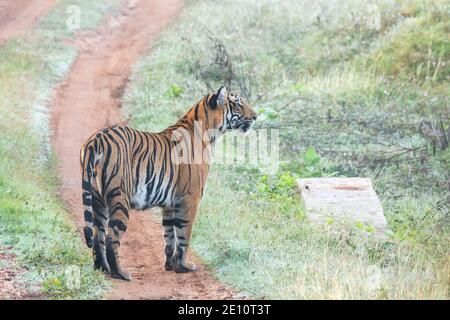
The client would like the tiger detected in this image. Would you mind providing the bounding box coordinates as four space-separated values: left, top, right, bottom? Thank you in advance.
80 86 257 280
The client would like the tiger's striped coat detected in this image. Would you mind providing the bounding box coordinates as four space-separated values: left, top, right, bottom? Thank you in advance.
80 87 257 280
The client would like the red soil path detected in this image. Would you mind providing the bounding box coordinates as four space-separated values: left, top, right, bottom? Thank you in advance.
0 0 56 42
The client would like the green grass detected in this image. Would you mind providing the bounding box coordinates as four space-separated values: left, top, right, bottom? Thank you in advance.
0 0 120 299
123 0 449 299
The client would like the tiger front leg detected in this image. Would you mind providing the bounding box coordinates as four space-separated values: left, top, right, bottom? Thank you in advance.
162 208 176 271
172 205 198 273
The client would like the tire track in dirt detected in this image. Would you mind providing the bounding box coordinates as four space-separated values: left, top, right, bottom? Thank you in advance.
51 0 234 299
0 0 57 42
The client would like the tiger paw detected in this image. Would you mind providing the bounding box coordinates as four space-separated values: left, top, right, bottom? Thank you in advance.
174 262 196 273
111 269 132 281
94 261 111 274
165 261 174 271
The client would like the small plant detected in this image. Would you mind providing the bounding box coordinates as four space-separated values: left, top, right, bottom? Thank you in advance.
254 170 304 219
256 171 297 199
283 147 328 178
164 84 184 98
42 276 66 297
301 148 322 176
257 106 279 121
355 221 376 234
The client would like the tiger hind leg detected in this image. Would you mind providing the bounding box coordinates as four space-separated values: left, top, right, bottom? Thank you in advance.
92 201 110 274
105 192 131 281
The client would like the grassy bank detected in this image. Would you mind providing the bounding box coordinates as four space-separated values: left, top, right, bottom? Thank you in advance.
0 0 120 299
124 0 449 299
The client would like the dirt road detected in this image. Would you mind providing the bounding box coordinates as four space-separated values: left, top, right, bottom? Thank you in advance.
51 0 234 299
0 0 56 42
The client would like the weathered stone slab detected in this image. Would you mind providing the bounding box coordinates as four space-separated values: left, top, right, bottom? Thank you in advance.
297 178 388 231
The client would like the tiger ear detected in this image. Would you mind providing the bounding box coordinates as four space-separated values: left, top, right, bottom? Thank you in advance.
210 86 227 108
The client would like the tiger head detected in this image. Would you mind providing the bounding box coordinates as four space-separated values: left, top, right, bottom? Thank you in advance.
207 86 257 133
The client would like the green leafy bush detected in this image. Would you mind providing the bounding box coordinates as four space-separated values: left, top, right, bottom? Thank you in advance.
164 84 184 98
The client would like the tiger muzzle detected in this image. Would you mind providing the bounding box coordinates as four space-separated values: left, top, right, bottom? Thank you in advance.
238 119 255 133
